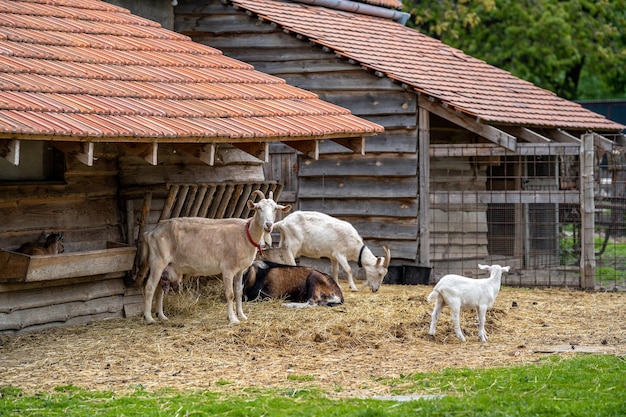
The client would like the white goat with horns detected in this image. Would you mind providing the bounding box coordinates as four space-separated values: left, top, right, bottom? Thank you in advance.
427 264 510 342
139 190 291 324
268 211 391 292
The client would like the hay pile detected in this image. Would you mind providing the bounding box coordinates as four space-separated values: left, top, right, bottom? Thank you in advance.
1 279 624 397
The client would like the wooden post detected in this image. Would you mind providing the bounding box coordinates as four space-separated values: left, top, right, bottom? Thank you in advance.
418 106 431 267
580 133 596 289
132 192 152 285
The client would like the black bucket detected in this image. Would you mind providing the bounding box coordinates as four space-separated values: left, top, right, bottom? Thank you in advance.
383 265 432 285
403 265 432 285
383 265 404 285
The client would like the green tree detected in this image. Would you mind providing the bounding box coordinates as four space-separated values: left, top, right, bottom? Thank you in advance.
404 0 626 100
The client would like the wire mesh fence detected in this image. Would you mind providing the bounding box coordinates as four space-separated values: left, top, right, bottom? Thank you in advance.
429 140 626 290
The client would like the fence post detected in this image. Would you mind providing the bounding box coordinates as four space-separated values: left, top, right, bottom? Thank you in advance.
418 106 430 268
580 133 596 289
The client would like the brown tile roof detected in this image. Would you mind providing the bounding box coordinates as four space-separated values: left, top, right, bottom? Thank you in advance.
232 0 624 132
0 0 383 142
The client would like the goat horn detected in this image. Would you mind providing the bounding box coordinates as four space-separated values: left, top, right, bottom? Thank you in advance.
251 190 265 200
383 246 391 268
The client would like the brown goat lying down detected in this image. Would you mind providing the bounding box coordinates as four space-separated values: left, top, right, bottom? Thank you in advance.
243 260 344 307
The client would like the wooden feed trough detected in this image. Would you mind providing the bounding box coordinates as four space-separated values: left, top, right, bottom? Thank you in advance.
0 242 136 283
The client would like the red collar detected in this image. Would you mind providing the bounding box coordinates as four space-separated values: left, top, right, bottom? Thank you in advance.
245 222 263 256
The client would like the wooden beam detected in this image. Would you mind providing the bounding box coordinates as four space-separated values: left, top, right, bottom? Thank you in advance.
49 141 94 166
282 140 319 160
174 143 216 166
231 142 268 162
418 95 516 151
431 190 580 205
501 126 551 143
119 142 158 165
0 139 19 165
543 128 580 144
331 137 365 155
590 132 616 152
430 142 579 157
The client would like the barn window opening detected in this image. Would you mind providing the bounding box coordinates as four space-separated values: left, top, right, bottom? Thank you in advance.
0 141 65 182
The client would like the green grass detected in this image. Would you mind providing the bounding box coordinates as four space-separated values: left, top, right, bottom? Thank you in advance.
560 232 626 283
1 355 624 416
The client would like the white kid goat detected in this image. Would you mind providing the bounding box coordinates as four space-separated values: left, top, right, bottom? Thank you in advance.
270 211 391 292
427 264 510 342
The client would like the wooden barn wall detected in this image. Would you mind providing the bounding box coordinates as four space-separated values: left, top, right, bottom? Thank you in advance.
0 143 143 335
175 1 421 263
0 141 266 334
119 143 266 243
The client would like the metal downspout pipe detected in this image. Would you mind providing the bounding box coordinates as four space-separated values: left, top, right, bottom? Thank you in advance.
294 0 411 25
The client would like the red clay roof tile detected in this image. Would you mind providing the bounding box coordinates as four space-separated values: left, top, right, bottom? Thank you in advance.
231 0 624 132
0 0 382 142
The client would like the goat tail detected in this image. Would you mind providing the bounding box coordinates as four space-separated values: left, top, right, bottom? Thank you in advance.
426 289 439 303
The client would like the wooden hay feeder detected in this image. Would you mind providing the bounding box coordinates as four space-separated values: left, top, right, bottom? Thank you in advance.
0 242 136 283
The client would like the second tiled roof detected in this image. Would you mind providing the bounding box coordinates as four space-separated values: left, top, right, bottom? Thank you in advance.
232 0 624 132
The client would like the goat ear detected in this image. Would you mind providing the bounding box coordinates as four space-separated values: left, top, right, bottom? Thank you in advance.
280 204 292 213
478 264 488 270
502 266 511 272
247 200 257 210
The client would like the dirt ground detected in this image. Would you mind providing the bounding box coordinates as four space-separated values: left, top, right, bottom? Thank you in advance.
1 281 624 398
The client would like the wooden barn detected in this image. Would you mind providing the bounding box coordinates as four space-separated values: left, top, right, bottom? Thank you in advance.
169 0 626 288
0 0 382 335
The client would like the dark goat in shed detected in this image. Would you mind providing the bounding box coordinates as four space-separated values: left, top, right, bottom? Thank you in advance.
243 260 344 307
17 232 64 255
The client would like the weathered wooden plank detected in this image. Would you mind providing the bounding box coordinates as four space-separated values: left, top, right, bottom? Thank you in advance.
209 44 332 62
431 191 580 205
0 278 125 313
318 128 417 154
118 163 264 187
299 198 418 218
429 143 579 157
192 31 309 50
0 198 120 232
299 156 417 177
0 311 124 335
336 217 418 240
0 295 124 332
0 243 136 282
299 177 418 198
